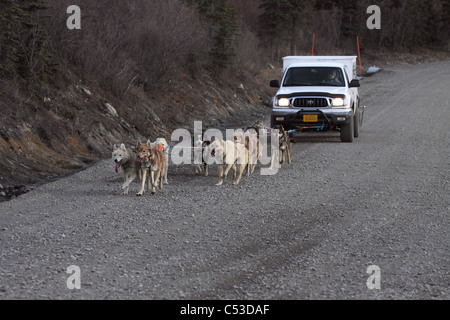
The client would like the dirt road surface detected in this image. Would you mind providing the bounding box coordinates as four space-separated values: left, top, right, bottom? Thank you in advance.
0 61 449 300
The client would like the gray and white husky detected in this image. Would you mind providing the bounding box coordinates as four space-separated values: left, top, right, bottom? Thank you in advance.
112 143 141 195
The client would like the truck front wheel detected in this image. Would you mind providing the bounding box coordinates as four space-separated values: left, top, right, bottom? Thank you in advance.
340 116 354 142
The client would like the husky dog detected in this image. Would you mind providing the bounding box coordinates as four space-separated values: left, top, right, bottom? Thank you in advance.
194 135 211 176
270 124 293 169
112 144 141 195
233 130 262 176
246 120 270 138
151 138 170 185
206 139 249 186
135 140 166 196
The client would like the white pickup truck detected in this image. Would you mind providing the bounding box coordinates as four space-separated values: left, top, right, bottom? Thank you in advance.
270 56 364 142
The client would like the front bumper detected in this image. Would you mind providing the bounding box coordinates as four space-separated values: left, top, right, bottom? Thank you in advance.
271 108 353 131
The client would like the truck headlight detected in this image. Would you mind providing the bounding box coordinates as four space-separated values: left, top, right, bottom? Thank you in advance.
276 98 290 107
332 98 346 107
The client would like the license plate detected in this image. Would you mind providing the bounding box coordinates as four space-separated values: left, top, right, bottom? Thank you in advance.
303 114 318 122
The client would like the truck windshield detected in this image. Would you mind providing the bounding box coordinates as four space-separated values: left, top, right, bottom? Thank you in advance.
283 67 345 87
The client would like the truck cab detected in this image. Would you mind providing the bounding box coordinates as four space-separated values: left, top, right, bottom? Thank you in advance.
270 56 364 142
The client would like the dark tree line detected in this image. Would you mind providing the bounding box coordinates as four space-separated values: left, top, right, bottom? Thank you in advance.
258 0 450 59
1 0 449 94
0 0 54 87
183 0 240 77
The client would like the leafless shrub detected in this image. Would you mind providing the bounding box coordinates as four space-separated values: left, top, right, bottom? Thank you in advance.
46 0 208 97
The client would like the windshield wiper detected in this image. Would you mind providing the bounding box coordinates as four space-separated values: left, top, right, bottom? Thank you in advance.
284 83 315 86
315 83 343 87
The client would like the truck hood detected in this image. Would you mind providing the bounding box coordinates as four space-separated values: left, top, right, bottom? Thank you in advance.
277 86 347 97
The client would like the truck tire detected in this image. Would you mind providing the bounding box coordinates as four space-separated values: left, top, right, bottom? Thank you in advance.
354 106 360 138
340 116 354 142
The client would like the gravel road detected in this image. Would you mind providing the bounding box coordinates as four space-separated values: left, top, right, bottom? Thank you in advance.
0 60 449 301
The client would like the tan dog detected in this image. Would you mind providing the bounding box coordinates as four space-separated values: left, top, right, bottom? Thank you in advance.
135 140 166 196
206 139 248 186
233 130 262 176
151 138 170 184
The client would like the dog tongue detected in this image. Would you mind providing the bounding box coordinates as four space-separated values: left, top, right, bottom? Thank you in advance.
115 162 121 174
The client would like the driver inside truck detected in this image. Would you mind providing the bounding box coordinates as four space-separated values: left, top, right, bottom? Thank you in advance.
324 70 342 85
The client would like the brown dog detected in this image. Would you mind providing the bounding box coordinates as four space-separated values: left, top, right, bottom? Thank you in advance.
135 140 166 196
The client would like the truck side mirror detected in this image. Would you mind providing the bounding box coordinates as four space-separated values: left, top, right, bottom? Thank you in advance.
349 79 360 88
270 80 280 88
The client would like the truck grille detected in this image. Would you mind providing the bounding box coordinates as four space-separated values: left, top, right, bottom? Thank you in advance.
293 98 329 108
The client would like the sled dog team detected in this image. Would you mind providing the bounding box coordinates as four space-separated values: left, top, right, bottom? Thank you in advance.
112 121 294 196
